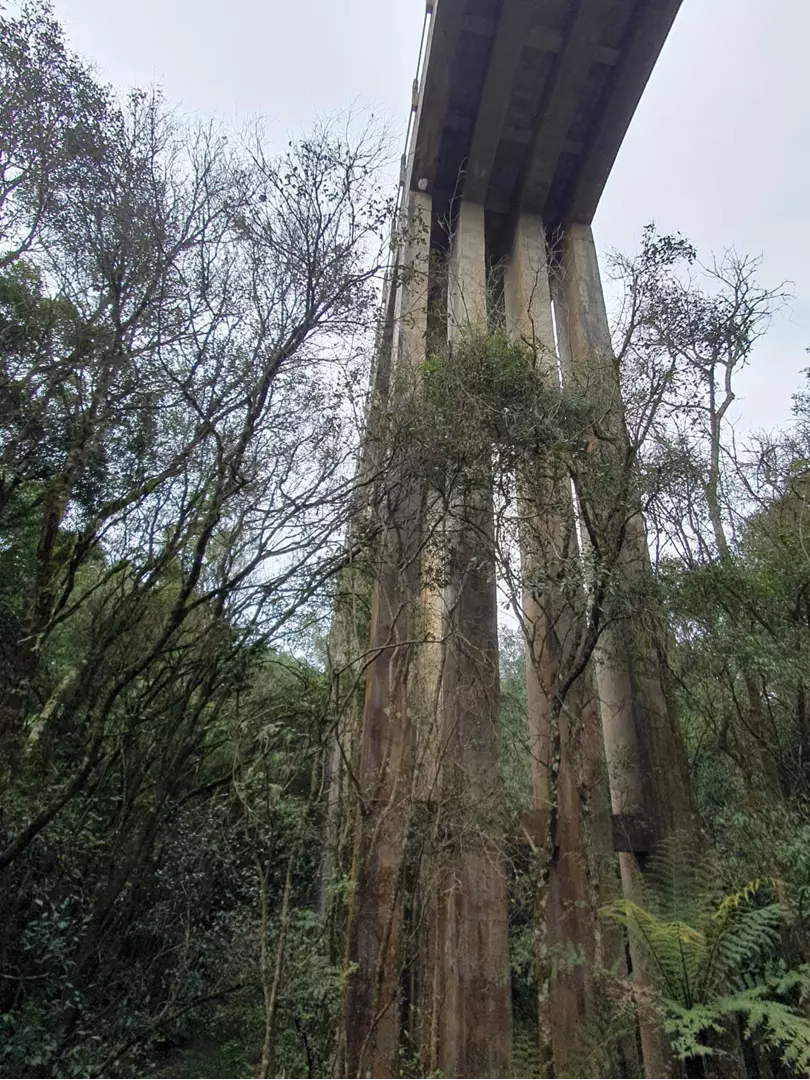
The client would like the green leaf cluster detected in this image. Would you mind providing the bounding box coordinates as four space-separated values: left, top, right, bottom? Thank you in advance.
602 838 810 1071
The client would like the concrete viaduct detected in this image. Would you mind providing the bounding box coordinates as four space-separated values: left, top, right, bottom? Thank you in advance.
342 3 691 1077
405 0 682 231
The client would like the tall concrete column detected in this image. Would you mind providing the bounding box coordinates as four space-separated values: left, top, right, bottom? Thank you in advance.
410 515 444 1073
410 245 448 807
551 222 693 838
322 267 400 919
504 215 628 1078
552 222 694 1078
504 213 557 820
343 191 432 1079
410 281 445 1072
436 200 511 1079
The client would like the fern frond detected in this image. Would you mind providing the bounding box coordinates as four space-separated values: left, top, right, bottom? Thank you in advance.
601 844 808 1071
602 899 705 1005
662 1001 724 1063
713 879 773 921
661 969 810 1072
643 833 717 926
703 897 781 996
709 974 810 1075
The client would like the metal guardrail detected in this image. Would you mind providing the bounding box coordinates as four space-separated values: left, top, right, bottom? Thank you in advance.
398 0 434 214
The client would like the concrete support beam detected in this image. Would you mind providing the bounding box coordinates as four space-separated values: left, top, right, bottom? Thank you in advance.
462 14 619 66
410 0 684 221
343 192 432 1080
322 263 401 915
504 213 556 359
568 0 684 223
407 0 466 192
436 200 511 1079
464 0 534 204
447 200 488 333
519 0 613 214
550 223 649 826
550 222 697 834
504 213 556 818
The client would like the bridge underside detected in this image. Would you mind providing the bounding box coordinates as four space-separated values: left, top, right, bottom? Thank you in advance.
408 0 682 231
340 3 692 1078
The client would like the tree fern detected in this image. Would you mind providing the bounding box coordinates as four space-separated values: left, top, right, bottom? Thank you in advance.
512 1029 547 1080
601 837 810 1073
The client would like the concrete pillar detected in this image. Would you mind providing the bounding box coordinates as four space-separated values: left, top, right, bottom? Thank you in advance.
411 504 445 1076
436 200 512 1079
447 200 488 333
504 215 630 1078
551 222 693 838
343 191 432 1079
552 222 694 1078
322 266 399 919
504 212 557 819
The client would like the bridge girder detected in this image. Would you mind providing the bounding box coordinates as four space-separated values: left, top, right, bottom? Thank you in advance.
406 0 683 226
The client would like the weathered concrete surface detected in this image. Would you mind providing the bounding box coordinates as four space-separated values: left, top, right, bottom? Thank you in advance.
504 214 632 1078
434 199 512 1079
342 192 432 1080
321 259 402 920
552 221 694 1079
503 212 556 821
551 222 693 841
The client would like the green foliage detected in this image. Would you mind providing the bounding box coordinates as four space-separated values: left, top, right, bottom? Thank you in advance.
422 329 542 426
0 645 335 1077
260 908 342 1078
418 329 566 478
664 970 810 1073
397 1042 445 1080
512 1028 548 1080
499 627 532 815
602 839 810 1072
0 3 388 1073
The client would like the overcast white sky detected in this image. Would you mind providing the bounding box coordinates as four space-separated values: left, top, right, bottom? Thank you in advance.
50 0 810 433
